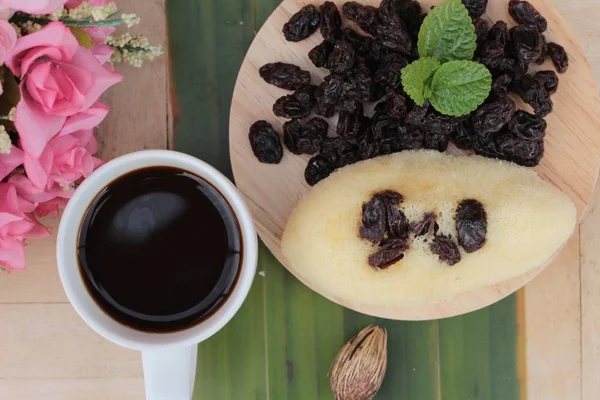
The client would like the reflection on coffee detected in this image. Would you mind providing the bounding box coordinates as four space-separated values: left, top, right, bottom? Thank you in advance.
77 166 242 333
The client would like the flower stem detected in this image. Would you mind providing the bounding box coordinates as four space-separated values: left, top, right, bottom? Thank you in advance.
11 14 126 28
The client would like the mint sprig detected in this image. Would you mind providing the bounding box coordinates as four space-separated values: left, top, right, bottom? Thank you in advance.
401 57 441 106
429 61 492 116
400 0 491 117
418 0 477 63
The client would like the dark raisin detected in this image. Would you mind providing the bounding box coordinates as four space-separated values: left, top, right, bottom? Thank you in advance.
405 102 430 126
547 42 569 73
320 1 342 42
535 34 547 64
283 5 321 42
473 131 503 159
334 97 361 114
411 212 439 237
511 74 553 117
479 40 505 69
488 21 508 45
337 104 364 140
492 73 513 96
378 0 402 26
421 111 463 152
385 90 408 120
273 85 316 119
474 18 490 50
507 110 546 141
305 155 335 186
456 199 487 253
259 63 310 90
508 0 547 32
471 96 516 135
309 41 334 68
368 238 409 269
376 21 413 54
249 121 283 164
342 27 373 53
316 102 335 118
496 57 516 75
461 0 488 19
358 132 381 160
430 235 462 266
321 137 359 168
534 70 558 94
328 41 356 74
375 53 409 91
283 118 327 155
359 194 387 243
452 121 475 150
387 207 410 239
343 63 372 102
342 2 380 36
496 131 544 166
399 126 425 150
511 25 544 74
317 74 344 106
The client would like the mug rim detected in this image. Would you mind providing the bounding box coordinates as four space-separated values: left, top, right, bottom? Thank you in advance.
57 150 258 351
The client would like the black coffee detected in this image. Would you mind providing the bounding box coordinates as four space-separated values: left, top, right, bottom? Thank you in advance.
77 166 241 333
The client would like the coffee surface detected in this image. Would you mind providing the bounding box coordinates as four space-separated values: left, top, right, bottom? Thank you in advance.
78 166 241 332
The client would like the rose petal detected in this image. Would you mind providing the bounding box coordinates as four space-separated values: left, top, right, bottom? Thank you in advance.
15 87 67 158
58 102 109 136
68 47 123 109
0 146 24 181
6 22 78 76
0 236 26 271
24 148 54 189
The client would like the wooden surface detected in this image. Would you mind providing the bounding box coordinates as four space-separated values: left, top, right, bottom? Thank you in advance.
229 0 600 319
1 0 600 399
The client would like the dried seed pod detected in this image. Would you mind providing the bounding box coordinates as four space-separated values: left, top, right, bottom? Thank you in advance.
330 325 388 400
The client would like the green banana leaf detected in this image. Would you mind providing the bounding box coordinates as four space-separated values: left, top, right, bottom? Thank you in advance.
167 1 523 398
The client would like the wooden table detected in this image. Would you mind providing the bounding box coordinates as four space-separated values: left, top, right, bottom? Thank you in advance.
1 0 599 399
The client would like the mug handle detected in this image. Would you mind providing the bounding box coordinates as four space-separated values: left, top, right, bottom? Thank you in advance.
142 344 198 400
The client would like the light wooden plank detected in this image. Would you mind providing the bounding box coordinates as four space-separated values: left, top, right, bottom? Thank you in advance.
0 304 142 380
525 234 582 400
0 379 144 400
580 179 600 400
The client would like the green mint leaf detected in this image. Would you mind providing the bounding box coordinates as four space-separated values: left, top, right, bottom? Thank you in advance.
401 57 441 106
429 60 492 116
418 0 477 63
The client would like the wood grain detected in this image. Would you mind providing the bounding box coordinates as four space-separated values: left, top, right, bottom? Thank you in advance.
229 0 600 320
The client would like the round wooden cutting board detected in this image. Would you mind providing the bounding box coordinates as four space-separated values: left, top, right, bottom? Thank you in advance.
230 0 600 320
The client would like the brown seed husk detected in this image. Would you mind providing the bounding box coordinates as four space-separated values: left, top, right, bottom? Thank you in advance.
330 325 388 400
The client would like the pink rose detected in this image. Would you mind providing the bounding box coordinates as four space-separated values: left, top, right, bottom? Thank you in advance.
36 197 69 217
24 129 103 190
0 0 67 14
6 22 122 158
10 173 73 204
0 146 23 181
0 5 13 20
0 183 50 271
85 26 115 65
0 20 17 89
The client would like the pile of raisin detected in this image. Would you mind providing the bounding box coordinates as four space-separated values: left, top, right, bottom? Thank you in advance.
249 0 569 184
358 192 488 268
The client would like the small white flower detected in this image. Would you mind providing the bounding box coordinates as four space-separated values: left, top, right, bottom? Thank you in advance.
8 108 16 122
0 126 12 154
121 13 140 28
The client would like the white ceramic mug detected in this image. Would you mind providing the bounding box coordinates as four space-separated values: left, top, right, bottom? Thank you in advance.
56 150 258 400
